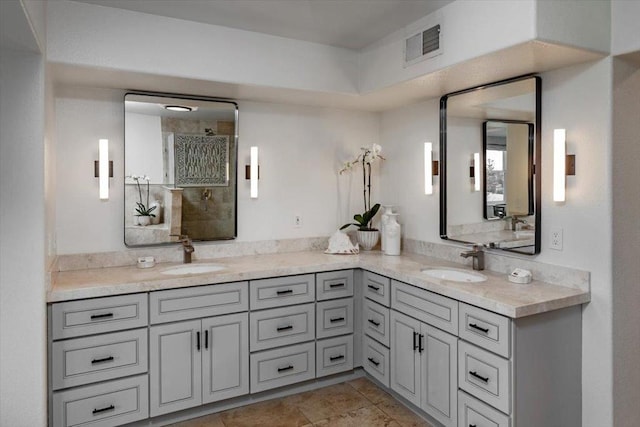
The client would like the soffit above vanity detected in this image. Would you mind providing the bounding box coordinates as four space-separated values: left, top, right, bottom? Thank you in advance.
48 0 606 112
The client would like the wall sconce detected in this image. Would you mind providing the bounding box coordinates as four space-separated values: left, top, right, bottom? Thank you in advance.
470 152 481 192
245 146 259 198
94 139 113 200
553 129 576 202
424 142 439 195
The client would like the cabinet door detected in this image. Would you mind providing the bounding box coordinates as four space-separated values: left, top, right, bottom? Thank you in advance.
420 323 457 427
202 313 249 404
390 311 421 407
150 320 202 417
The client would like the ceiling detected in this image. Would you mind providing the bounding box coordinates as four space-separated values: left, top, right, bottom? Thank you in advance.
72 0 453 50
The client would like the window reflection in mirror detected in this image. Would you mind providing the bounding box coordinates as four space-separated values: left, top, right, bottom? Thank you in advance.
124 92 238 247
440 76 541 255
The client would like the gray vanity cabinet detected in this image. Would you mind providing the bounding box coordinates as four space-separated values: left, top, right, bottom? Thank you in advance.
390 310 458 427
150 313 249 416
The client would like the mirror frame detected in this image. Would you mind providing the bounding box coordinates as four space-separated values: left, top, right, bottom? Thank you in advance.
123 90 239 247
482 120 534 220
439 75 541 255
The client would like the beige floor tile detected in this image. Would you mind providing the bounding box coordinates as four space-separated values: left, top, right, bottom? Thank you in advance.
220 398 312 427
166 413 225 427
284 383 374 422
313 406 402 427
375 393 434 427
346 377 392 404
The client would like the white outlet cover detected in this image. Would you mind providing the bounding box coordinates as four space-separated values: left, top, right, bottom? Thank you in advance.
550 227 563 250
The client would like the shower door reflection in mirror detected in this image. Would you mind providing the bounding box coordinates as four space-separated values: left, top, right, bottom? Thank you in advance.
124 92 238 246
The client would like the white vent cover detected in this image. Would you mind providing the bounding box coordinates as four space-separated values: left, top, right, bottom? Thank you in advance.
404 24 441 67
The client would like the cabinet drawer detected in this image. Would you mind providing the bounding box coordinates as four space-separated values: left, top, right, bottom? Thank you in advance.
459 303 511 358
52 375 149 427
391 280 458 335
250 274 315 310
363 271 391 307
316 335 354 378
51 294 148 340
52 329 148 390
458 391 511 427
250 342 315 393
363 299 390 347
316 270 354 301
316 298 354 339
458 341 511 414
150 281 248 324
250 303 315 352
363 335 390 387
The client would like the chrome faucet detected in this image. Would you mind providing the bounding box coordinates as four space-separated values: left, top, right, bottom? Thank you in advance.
510 215 526 231
171 234 194 264
460 245 485 271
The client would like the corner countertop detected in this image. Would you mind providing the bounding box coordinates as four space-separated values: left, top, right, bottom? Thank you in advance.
49 251 590 318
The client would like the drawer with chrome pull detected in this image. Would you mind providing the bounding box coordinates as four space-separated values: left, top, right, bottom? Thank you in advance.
316 270 354 301
250 342 315 393
52 374 148 427
250 274 315 310
52 328 148 390
458 341 511 414
249 303 315 352
51 294 148 340
316 298 353 339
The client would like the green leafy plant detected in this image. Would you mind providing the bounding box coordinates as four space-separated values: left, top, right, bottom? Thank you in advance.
340 203 381 231
339 144 384 231
128 174 156 217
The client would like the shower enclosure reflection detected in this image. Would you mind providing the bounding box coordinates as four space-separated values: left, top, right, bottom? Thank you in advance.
124 92 238 246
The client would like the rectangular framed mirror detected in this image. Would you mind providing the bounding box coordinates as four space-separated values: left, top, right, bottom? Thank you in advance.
440 76 541 255
124 92 238 247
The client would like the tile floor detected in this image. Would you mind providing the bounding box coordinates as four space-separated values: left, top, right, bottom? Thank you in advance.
168 378 435 427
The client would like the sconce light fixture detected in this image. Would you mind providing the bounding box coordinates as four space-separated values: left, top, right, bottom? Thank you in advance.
473 152 481 192
424 142 439 195
94 139 113 200
553 129 576 202
245 146 259 199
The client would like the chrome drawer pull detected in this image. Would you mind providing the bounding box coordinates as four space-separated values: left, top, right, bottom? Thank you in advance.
469 371 489 383
330 317 345 323
329 355 345 361
367 357 380 367
277 365 294 372
469 323 490 333
90 313 113 320
367 284 380 291
367 319 380 327
277 325 293 332
276 289 293 295
91 356 114 364
329 282 345 288
92 404 115 415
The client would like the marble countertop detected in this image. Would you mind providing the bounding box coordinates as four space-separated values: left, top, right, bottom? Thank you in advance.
49 251 590 318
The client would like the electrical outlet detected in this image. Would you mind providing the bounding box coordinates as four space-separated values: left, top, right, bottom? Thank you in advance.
550 227 563 250
293 214 302 228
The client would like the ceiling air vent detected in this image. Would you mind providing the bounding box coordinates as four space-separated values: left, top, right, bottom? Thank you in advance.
404 24 442 67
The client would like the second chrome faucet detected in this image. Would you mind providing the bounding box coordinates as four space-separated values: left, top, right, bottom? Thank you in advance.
460 245 485 271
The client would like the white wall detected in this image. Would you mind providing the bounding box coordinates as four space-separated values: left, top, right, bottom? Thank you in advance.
611 0 640 56
612 56 640 427
0 49 47 427
124 112 163 184
55 87 380 254
379 58 614 426
46 0 359 95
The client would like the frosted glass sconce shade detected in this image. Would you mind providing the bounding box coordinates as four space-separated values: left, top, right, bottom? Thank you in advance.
95 139 113 200
250 146 259 199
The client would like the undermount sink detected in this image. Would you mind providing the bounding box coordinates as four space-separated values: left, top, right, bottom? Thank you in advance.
161 263 226 276
420 268 487 283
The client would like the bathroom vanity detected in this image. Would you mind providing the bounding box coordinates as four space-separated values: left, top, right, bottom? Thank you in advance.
47 251 589 427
